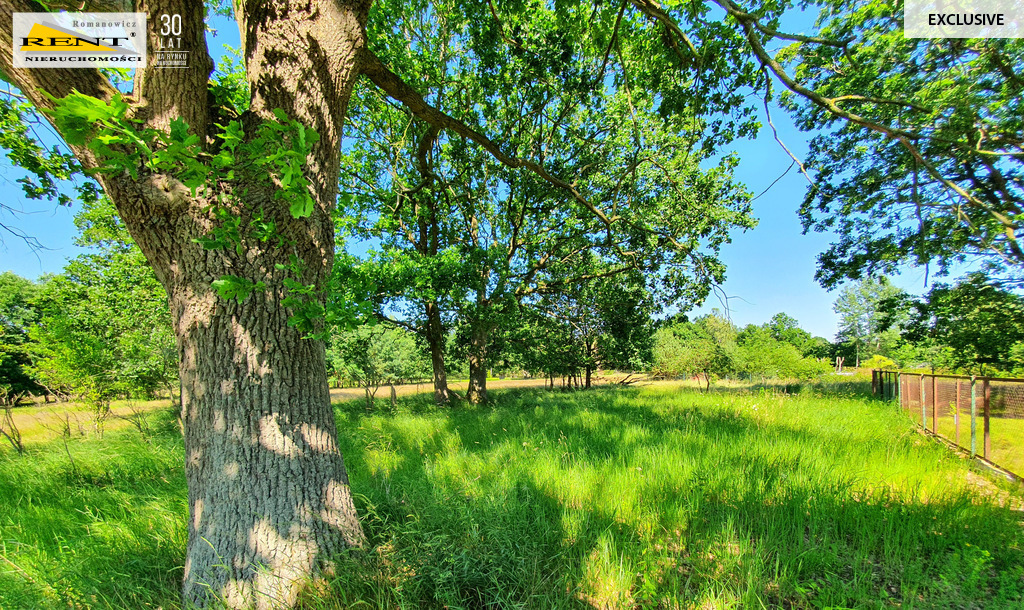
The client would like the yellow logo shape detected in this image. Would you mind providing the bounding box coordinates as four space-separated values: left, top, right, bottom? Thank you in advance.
20 23 120 52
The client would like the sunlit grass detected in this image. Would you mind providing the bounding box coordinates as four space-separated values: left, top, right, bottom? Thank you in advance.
1 381 1022 609
0 408 185 609
923 414 1024 479
4 397 175 446
330 383 1024 609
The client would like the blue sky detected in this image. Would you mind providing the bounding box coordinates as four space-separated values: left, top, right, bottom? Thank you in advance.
683 105 939 340
0 11 947 341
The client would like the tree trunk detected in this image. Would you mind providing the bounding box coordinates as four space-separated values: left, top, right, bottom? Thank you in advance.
172 279 365 607
424 301 451 404
466 322 489 404
585 365 592 389
2 0 371 606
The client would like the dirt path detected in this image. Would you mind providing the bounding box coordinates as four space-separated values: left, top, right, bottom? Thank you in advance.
329 377 564 403
5 377 634 445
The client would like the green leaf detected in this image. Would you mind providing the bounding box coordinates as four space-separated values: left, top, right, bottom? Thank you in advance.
211 275 257 301
288 193 314 218
169 117 191 143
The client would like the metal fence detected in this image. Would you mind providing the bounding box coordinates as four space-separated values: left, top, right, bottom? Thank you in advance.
872 369 1024 479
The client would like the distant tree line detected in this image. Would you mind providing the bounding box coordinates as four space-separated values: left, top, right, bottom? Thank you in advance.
0 200 178 407
2 201 662 405
651 311 833 388
834 276 1024 376
6 204 1023 408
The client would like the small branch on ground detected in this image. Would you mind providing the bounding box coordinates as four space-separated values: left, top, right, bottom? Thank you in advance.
0 405 25 454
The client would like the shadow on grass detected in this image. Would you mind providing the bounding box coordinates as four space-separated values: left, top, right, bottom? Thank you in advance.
1 386 1021 609
0 414 186 610
332 385 1024 609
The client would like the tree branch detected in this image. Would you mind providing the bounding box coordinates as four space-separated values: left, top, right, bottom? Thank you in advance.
359 48 619 234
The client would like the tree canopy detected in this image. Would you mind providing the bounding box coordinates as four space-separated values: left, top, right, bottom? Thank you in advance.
2 0 1019 607
776 3 1023 287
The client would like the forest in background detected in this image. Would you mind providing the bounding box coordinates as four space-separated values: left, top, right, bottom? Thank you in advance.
5 197 1024 410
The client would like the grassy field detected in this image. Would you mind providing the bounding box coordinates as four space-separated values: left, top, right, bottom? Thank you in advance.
1 381 1022 609
930 413 1024 478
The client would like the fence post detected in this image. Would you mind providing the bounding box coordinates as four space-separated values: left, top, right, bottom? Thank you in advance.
931 375 938 433
872 370 878 396
920 375 927 430
954 379 961 447
970 376 977 457
983 379 991 459
897 372 902 408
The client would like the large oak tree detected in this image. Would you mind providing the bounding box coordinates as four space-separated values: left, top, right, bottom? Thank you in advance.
0 0 934 607
344 0 755 404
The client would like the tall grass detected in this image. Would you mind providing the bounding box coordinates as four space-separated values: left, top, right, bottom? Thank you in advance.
1 382 1021 608
0 408 185 608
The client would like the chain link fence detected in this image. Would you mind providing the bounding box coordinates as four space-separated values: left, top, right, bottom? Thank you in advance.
873 370 1024 479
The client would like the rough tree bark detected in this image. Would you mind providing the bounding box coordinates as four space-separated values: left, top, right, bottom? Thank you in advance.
424 300 451 404
466 320 489 404
2 0 370 607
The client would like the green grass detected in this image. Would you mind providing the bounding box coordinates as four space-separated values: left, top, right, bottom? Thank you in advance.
1 382 1023 609
919 413 1024 478
0 408 186 608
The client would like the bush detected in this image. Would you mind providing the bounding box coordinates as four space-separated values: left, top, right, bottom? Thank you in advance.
861 355 896 370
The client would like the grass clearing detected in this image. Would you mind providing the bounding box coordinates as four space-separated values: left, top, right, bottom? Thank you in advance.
1 381 1022 608
0 407 186 608
930 414 1024 479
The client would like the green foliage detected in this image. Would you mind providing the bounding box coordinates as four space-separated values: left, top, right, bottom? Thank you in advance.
766 312 832 358
28 199 176 401
327 324 430 399
781 3 1024 286
654 313 833 383
0 272 43 402
736 320 833 381
4 383 1023 608
898 273 1024 374
499 266 656 380
345 0 757 387
860 355 896 371
0 98 98 209
44 91 324 311
833 277 906 365
209 45 250 114
737 325 802 380
210 275 264 301
651 313 736 385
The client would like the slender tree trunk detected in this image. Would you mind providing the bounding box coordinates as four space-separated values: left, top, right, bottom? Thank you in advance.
466 322 489 404
424 301 450 404
585 366 592 389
